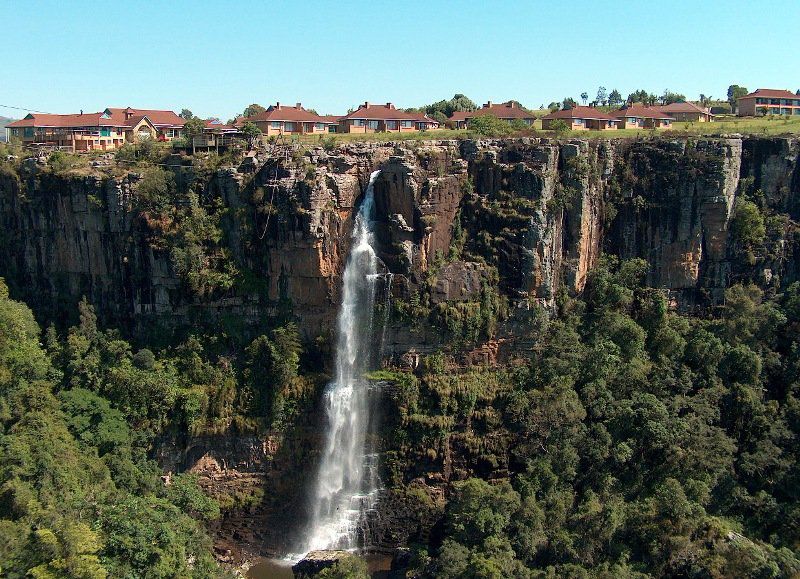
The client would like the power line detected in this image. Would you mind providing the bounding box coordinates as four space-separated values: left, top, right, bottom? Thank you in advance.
0 103 52 114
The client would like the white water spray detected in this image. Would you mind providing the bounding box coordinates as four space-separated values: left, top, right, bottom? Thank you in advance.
305 170 385 552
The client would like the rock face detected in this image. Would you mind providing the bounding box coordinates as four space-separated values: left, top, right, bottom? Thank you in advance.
607 138 744 301
2 137 797 343
292 550 351 577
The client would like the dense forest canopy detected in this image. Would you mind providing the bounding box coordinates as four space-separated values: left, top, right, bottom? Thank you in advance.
2 252 800 576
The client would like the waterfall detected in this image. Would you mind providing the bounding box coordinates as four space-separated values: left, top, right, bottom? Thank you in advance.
305 170 385 553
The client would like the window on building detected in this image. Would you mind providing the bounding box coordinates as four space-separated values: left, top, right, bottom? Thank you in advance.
386 120 398 130
353 119 365 127
367 120 379 129
271 121 281 129
400 120 412 128
315 123 325 130
284 122 295 131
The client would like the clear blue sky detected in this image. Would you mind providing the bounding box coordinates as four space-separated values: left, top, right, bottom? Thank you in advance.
3 0 798 121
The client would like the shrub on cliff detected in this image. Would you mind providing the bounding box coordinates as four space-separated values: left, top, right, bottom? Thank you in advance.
730 198 766 261
467 114 513 137
312 554 369 579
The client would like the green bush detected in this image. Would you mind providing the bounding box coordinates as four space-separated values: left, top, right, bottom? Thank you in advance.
468 115 513 137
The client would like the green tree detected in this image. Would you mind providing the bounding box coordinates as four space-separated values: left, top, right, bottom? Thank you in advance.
661 90 686 104
179 109 194 120
239 121 262 148
242 103 266 118
422 93 477 118
182 117 206 145
608 89 623 107
596 86 608 106
728 85 749 110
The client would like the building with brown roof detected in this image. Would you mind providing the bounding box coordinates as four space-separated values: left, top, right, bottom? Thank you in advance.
736 89 800 117
449 101 535 129
338 102 423 134
104 107 186 140
656 102 714 122
609 105 674 129
541 106 620 131
6 110 160 151
244 103 332 136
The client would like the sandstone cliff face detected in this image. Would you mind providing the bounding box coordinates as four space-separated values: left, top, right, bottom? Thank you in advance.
1 137 798 343
0 136 797 356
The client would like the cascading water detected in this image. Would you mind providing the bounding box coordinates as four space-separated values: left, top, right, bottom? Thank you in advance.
304 170 387 553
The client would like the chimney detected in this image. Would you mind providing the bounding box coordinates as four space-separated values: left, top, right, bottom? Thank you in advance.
508 101 516 108
80 109 83 115
485 101 492 108
385 102 393 109
296 102 302 109
364 101 370 108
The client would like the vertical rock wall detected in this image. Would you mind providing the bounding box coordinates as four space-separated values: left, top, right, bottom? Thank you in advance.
0 137 797 342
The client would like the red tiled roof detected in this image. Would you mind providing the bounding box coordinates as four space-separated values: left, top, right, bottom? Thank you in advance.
657 102 713 115
450 101 535 121
541 106 615 121
248 103 327 123
739 88 798 100
318 115 342 124
609 105 674 120
105 107 185 127
8 107 182 130
7 112 121 128
341 103 419 121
